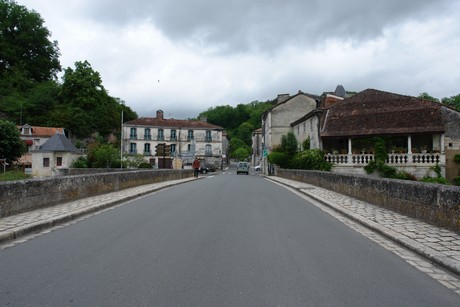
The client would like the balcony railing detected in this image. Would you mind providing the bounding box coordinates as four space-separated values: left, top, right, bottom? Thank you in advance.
144 135 152 140
205 137 212 142
130 134 137 140
129 150 137 155
205 151 213 157
325 153 444 166
144 151 151 156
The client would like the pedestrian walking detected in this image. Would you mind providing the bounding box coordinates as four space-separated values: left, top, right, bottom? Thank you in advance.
192 157 200 178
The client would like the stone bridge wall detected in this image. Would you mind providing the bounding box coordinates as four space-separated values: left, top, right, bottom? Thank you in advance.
276 169 460 232
0 169 193 218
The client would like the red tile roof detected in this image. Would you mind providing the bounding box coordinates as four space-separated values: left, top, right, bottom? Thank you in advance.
321 89 444 137
18 125 64 137
125 117 223 130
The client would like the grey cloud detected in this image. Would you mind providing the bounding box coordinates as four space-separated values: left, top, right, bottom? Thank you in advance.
85 0 451 53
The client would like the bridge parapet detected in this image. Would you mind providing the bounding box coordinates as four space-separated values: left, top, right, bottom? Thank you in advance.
276 168 460 232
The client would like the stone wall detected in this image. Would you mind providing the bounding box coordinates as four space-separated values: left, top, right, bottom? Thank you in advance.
276 169 460 232
0 169 193 218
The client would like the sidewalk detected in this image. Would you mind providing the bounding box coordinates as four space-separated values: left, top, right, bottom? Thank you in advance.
0 177 196 245
267 176 460 278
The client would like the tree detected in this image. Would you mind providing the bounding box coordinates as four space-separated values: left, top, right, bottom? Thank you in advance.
0 119 25 163
281 132 298 157
232 147 250 161
442 93 460 111
0 0 61 82
237 122 254 146
90 144 119 168
418 92 439 103
59 60 134 138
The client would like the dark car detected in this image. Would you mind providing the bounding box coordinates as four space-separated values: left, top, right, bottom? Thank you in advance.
199 166 209 174
206 164 216 172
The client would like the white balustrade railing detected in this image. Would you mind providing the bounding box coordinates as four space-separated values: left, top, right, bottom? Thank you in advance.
325 153 444 166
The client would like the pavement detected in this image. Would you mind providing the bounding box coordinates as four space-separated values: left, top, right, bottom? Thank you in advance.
1 174 460 280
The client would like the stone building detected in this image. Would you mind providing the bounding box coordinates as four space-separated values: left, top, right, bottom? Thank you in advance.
122 110 224 169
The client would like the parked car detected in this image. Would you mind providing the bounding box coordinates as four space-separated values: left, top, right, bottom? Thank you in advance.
254 165 261 171
199 166 209 174
236 162 249 175
206 164 216 172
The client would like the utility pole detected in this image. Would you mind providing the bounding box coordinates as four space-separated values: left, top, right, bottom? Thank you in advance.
120 110 123 169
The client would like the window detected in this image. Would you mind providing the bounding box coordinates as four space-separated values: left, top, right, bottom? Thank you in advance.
205 130 212 142
144 143 151 155
187 144 191 151
205 144 212 156
130 143 137 154
144 128 151 140
158 129 164 141
171 144 176 154
130 128 137 139
188 130 194 140
171 129 177 141
56 157 62 167
43 158 50 167
24 128 30 135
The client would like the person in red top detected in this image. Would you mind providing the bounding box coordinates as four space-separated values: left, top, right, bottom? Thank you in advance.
192 157 200 178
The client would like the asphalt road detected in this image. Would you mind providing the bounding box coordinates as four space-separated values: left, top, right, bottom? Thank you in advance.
0 168 459 306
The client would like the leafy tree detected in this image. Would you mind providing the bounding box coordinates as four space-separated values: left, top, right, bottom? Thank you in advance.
71 156 88 168
229 137 250 158
90 143 119 168
418 92 439 103
281 132 298 157
0 119 25 163
268 151 289 168
0 0 61 82
232 148 250 161
442 93 460 111
237 122 254 146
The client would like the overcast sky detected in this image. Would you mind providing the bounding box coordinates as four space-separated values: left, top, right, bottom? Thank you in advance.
17 0 460 119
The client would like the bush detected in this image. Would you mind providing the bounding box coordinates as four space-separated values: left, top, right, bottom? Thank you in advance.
290 150 332 171
454 154 460 163
453 176 460 186
138 162 153 168
268 152 289 169
71 156 88 168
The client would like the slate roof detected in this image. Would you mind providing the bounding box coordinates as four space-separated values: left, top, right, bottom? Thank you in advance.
321 89 445 138
38 133 80 152
124 117 223 130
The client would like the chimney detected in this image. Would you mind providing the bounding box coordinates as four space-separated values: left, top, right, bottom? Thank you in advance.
156 110 164 119
277 94 290 104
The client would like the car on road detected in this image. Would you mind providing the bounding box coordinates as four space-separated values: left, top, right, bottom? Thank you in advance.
254 165 261 171
199 166 209 174
206 164 217 172
236 162 249 175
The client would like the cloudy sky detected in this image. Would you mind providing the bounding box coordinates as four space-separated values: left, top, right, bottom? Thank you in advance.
18 0 460 119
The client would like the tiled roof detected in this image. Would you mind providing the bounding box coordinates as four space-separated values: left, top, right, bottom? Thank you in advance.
124 117 223 130
321 89 444 137
18 125 64 137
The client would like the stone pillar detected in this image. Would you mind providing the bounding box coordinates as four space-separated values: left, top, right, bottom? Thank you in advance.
441 134 445 153
407 135 412 154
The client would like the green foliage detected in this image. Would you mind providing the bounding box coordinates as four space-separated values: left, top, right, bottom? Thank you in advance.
302 138 310 150
233 147 250 161
126 154 146 168
421 163 449 185
87 143 119 168
454 154 460 163
71 156 88 168
229 137 251 158
290 150 332 171
199 100 274 154
0 0 61 82
0 119 25 163
281 132 298 157
0 170 30 181
268 151 289 168
418 92 440 103
364 137 416 180
138 162 153 169
453 176 460 186
441 93 460 111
